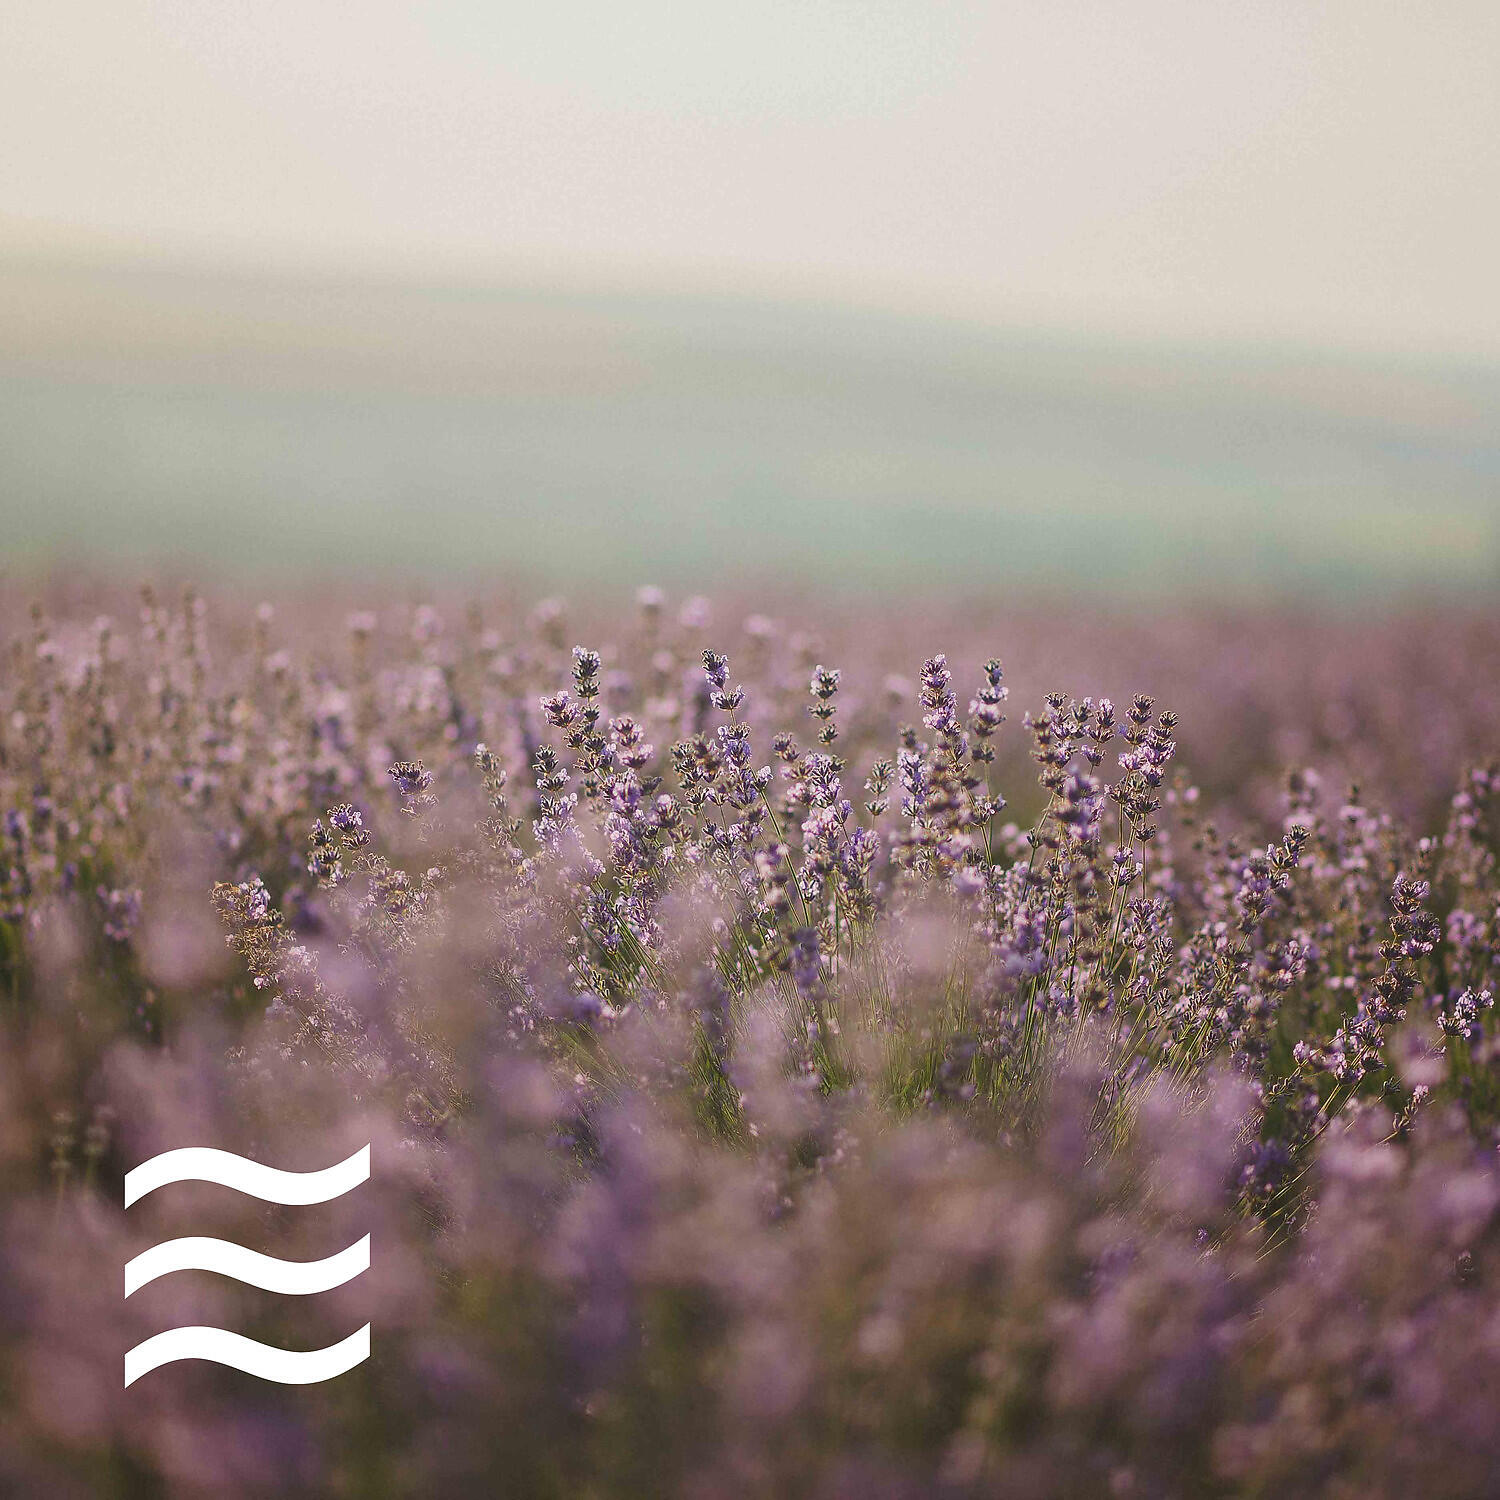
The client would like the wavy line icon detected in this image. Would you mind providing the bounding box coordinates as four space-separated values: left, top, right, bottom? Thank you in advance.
124 1144 371 1388
124 1143 370 1207
125 1233 370 1297
125 1324 371 1387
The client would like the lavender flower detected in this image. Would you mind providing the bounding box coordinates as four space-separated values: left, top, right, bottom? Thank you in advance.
1 584 1499 1497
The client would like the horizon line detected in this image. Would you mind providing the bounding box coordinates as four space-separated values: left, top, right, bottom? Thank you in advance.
4 222 1498 374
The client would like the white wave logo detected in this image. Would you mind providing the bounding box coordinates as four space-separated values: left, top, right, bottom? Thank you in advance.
123 1144 371 1388
125 1232 371 1297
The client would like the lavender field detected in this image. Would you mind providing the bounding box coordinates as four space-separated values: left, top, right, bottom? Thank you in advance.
2 581 1498 1497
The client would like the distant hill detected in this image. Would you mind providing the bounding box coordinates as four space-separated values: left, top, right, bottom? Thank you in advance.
2 253 1497 597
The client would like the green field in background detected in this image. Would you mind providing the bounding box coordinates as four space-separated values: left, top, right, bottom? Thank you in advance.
2 257 1497 597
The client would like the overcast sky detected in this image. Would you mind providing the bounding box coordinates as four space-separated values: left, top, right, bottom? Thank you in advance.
3 3 1497 354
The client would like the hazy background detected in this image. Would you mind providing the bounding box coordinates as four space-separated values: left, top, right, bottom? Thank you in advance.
3 3 1498 595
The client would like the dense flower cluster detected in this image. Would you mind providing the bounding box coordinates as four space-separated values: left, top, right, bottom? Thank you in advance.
0 583 1497 1497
